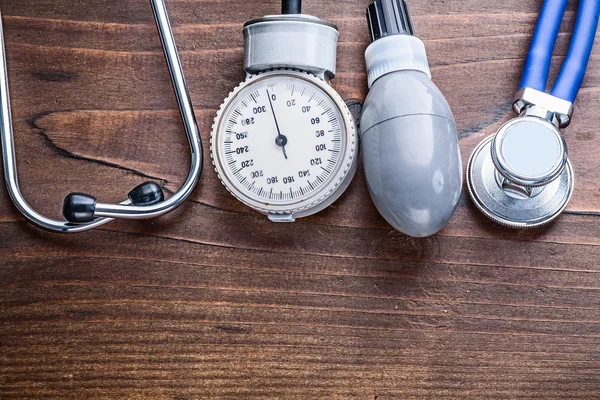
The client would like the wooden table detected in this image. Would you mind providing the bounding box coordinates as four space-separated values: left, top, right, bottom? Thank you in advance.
1 0 599 398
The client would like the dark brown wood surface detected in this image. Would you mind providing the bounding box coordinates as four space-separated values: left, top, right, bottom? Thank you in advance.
1 0 600 398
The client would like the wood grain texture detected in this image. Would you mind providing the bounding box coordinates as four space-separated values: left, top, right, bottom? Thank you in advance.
1 0 600 398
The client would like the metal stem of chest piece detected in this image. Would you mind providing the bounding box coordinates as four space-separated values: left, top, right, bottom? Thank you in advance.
0 0 202 233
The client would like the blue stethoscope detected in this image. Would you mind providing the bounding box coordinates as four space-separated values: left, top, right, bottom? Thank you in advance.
467 0 600 228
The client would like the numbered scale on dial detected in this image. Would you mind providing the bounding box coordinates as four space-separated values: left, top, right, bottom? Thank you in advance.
211 70 357 221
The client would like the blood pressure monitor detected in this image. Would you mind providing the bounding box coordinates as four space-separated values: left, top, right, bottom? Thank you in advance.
211 12 357 222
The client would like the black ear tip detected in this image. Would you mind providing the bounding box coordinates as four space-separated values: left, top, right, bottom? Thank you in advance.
128 181 165 206
63 193 97 223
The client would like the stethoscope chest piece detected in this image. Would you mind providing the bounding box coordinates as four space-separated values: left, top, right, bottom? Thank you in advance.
466 0 599 228
467 114 573 228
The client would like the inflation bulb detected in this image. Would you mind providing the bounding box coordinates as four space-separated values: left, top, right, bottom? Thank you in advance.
360 0 463 237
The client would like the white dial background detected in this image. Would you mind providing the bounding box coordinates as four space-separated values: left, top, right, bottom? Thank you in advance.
215 74 346 206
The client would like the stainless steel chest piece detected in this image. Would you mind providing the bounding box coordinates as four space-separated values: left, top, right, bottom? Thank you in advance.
211 7 358 222
467 88 574 228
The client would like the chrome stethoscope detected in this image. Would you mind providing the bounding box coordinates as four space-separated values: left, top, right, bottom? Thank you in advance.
467 0 599 228
0 0 203 233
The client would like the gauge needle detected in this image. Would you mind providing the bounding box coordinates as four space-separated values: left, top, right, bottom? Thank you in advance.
266 89 288 160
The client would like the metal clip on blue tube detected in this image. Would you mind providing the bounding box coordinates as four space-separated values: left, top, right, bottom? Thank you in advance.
467 0 600 228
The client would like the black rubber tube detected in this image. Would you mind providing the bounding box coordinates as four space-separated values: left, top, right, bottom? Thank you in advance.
282 0 301 14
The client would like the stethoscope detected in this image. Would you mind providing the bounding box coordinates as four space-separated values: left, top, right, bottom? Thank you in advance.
467 0 600 228
0 0 203 233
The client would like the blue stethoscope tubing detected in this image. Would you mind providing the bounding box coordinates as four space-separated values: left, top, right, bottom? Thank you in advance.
520 0 600 103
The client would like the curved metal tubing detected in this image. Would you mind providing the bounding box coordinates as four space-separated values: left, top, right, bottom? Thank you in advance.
0 0 203 233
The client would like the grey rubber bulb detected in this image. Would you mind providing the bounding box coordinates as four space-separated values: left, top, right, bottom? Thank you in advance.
361 0 463 237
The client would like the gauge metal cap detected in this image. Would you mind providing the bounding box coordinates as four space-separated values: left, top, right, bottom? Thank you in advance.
367 0 414 41
243 15 338 80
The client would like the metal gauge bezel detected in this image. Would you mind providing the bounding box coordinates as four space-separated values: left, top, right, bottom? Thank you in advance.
211 69 357 218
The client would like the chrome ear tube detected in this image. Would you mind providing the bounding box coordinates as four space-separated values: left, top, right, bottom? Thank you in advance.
360 0 463 237
467 0 599 228
0 0 203 233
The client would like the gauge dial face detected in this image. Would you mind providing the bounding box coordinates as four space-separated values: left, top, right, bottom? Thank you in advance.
213 72 354 214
